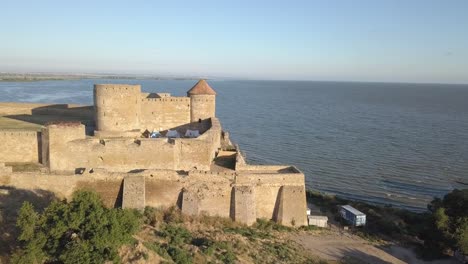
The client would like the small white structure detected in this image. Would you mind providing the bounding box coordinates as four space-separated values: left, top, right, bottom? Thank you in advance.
308 215 328 228
306 208 311 216
340 205 366 226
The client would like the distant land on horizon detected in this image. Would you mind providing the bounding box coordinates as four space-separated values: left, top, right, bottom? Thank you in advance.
0 72 205 82
1 72 468 86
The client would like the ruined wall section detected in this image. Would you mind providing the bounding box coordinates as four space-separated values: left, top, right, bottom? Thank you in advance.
140 97 190 131
0 130 40 163
94 84 141 133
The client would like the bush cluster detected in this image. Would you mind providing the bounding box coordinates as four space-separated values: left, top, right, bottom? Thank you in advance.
11 190 141 264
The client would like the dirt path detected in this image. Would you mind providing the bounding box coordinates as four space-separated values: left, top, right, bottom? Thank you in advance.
292 231 458 264
293 232 404 264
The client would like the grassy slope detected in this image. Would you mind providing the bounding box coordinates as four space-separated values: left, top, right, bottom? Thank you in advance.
120 206 343 264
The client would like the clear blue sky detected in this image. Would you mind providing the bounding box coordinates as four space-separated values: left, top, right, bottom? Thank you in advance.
1 0 467 83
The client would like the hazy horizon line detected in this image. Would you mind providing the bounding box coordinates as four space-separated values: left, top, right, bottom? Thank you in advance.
1 70 467 86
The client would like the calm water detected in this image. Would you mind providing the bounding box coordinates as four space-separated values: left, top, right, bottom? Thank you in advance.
2 79 468 211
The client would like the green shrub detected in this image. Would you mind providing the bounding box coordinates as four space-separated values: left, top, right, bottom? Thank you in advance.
160 224 192 246
198 214 238 229
191 237 214 254
255 218 293 232
263 241 295 261
143 206 168 227
224 225 271 240
163 206 184 224
11 190 141 264
166 245 192 264
205 241 236 263
218 245 236 264
425 189 468 255
144 242 172 260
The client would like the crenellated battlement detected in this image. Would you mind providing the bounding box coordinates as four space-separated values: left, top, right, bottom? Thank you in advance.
0 129 39 137
143 97 191 102
94 84 141 92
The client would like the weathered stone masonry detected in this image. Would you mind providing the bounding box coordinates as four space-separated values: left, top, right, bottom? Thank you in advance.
0 80 307 226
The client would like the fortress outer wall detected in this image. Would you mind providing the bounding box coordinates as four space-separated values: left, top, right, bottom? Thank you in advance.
0 130 40 163
140 97 191 131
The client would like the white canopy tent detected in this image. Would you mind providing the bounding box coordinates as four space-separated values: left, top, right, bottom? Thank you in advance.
185 129 200 138
166 130 180 138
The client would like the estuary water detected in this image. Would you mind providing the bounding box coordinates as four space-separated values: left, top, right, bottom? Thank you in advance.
2 79 468 211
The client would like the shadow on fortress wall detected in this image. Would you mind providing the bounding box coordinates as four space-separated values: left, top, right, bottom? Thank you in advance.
0 186 57 261
5 104 95 134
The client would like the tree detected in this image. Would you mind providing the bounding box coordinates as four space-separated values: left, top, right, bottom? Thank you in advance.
11 190 141 264
427 189 468 255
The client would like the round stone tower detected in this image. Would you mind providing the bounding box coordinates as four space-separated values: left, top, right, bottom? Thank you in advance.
94 84 141 133
187 80 216 122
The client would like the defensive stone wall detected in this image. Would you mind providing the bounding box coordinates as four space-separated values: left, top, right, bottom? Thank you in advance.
236 171 305 221
0 129 40 163
140 97 191 131
0 165 306 226
0 163 13 173
42 122 86 170
232 185 257 225
45 118 222 172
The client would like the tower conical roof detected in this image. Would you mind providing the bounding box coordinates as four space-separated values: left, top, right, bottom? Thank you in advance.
187 80 216 95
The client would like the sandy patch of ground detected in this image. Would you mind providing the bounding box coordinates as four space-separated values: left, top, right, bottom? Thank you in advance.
292 231 458 264
293 231 404 264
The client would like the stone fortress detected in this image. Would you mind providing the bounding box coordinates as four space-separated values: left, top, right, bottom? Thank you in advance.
0 80 307 226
